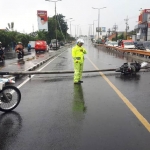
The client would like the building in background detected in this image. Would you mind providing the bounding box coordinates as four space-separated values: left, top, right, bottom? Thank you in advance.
37 10 48 31
134 9 150 41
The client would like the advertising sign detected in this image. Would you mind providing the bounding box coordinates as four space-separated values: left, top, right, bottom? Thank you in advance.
96 27 106 32
147 14 150 22
144 9 150 13
37 10 48 31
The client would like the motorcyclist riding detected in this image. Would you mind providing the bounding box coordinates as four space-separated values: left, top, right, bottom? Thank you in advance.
0 42 5 60
15 42 24 59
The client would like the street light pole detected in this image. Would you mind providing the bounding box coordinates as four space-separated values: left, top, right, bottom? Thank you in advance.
76 24 80 38
70 20 74 37
65 18 72 42
88 24 93 38
72 24 79 39
93 20 97 38
45 0 61 48
92 7 106 40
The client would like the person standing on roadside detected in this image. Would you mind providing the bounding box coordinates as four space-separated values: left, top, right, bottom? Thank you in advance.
72 39 87 84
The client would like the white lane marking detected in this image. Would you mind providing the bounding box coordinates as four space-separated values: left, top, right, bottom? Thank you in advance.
17 50 67 89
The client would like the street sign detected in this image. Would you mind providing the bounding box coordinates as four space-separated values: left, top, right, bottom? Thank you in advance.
96 27 106 32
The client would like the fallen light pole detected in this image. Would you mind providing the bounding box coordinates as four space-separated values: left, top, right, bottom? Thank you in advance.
0 67 149 76
0 69 116 76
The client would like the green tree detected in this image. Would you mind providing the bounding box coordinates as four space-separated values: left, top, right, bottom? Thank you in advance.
47 14 69 42
36 30 48 41
117 33 124 40
0 13 72 48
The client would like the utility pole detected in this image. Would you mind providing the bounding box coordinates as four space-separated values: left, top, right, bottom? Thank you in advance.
92 7 106 41
124 16 129 40
107 28 111 36
45 0 61 48
113 23 118 41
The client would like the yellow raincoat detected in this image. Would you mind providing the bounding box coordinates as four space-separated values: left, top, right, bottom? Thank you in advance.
72 45 87 83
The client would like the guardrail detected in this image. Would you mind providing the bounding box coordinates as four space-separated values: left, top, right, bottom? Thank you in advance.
94 43 150 59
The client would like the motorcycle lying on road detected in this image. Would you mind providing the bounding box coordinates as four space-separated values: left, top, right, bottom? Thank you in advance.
0 78 21 112
116 61 148 75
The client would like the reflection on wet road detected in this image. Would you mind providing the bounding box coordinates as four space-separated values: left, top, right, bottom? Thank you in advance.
73 84 86 113
0 112 22 150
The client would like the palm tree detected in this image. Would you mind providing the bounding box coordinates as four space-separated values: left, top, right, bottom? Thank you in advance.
7 22 14 31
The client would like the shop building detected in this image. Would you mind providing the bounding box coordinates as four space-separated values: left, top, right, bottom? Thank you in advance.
134 9 150 41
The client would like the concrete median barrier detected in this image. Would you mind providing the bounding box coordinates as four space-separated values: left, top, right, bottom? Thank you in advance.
5 51 16 59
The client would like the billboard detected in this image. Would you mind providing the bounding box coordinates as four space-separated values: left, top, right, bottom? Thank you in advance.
96 27 106 32
37 10 48 31
147 14 150 22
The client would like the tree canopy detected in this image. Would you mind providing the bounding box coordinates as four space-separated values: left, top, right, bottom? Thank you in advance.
0 14 73 48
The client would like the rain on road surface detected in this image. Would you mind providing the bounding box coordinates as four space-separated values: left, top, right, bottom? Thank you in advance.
0 39 150 150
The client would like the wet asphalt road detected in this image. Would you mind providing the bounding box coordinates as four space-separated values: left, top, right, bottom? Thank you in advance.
0 39 150 150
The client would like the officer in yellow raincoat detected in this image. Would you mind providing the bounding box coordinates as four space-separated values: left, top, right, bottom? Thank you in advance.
72 39 87 84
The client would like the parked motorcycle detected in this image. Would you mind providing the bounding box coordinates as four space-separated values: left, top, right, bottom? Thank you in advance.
116 61 148 75
0 78 21 112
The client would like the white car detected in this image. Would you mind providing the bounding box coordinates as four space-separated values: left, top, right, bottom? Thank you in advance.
105 41 112 46
109 41 118 47
123 41 135 49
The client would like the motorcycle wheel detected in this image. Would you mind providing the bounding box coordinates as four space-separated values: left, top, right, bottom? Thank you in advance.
0 86 21 112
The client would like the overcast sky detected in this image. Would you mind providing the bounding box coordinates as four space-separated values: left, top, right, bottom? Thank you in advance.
0 0 149 36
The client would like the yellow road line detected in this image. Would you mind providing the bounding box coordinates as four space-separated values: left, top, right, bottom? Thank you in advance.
87 57 150 132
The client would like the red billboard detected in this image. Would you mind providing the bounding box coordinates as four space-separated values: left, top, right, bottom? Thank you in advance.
37 10 48 31
144 9 150 13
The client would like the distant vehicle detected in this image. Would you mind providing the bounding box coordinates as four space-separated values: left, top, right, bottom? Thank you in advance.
105 41 112 46
121 40 135 49
51 39 60 50
142 41 150 52
96 39 104 44
35 40 48 53
135 41 150 52
108 41 118 47
29 41 35 49
134 41 146 51
59 41 65 46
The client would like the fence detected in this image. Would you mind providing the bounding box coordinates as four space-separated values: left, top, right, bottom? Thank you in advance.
94 44 150 62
